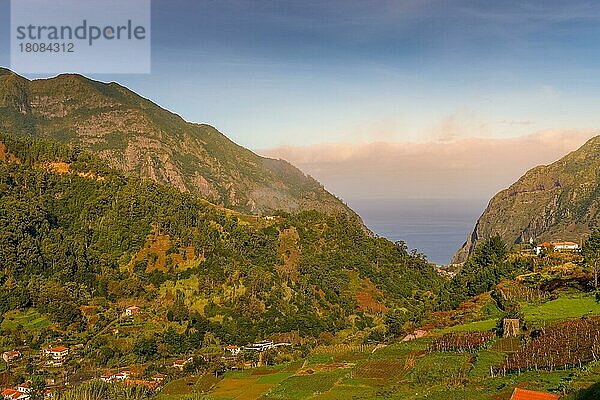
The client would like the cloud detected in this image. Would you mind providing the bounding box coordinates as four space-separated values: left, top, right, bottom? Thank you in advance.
258 130 598 202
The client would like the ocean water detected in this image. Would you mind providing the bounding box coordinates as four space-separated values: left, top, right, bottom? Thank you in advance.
348 198 488 265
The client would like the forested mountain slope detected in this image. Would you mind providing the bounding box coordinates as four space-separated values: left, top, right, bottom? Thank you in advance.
0 133 443 342
0 67 355 217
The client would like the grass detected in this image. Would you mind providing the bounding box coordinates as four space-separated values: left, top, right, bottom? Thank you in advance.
1 309 51 331
262 371 343 400
522 293 600 326
441 318 497 333
255 373 293 385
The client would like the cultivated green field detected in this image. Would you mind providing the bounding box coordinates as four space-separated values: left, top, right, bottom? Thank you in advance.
156 293 600 400
522 293 600 325
1 309 52 331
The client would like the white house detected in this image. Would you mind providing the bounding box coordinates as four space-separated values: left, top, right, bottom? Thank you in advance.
172 357 193 370
535 241 579 255
125 306 140 316
553 241 580 251
2 350 21 363
224 345 241 356
1 388 29 400
244 341 274 352
45 346 69 360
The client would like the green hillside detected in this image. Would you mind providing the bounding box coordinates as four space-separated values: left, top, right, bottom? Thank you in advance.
0 132 443 346
3 133 600 399
0 67 356 217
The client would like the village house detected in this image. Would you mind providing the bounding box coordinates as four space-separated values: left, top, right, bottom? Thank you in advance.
535 241 579 255
125 306 140 316
224 345 241 356
2 350 21 363
510 388 560 400
151 373 165 384
99 371 130 383
552 241 580 251
15 384 29 395
45 346 69 360
1 388 29 400
244 341 274 352
172 356 194 370
0 383 37 400
43 346 69 367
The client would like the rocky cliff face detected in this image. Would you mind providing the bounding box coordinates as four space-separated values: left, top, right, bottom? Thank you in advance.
453 135 600 263
0 68 358 218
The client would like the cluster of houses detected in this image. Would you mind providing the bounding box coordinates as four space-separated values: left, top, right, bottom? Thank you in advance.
534 241 580 255
222 341 292 360
98 371 164 389
1 383 52 400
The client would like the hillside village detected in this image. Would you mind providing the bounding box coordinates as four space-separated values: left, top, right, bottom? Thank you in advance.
2 235 600 400
1 303 298 399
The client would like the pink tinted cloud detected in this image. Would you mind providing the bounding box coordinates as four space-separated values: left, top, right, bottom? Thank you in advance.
258 130 598 201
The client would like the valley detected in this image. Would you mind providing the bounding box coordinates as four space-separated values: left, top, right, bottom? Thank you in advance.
2 71 600 400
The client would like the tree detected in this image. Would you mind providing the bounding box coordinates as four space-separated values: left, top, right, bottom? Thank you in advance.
583 231 600 289
133 338 158 360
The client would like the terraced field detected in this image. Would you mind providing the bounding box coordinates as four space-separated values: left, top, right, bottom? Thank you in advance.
1 309 52 331
178 293 600 400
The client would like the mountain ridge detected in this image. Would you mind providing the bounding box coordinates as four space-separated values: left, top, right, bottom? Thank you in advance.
0 68 359 220
453 134 600 263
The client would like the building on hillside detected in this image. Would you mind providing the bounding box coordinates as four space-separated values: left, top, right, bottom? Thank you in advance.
535 241 579 255
151 373 165 383
114 371 129 381
15 384 30 394
510 388 560 400
1 388 29 400
552 242 580 252
172 357 193 370
244 341 274 352
535 242 553 255
2 350 21 363
224 345 241 356
44 346 69 367
45 346 69 360
125 306 140 316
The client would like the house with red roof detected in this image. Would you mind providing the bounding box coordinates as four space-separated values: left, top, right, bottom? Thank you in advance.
43 345 69 367
2 350 21 363
511 388 560 400
125 306 140 316
1 388 29 400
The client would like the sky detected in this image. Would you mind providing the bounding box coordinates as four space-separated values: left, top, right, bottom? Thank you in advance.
1 0 600 202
